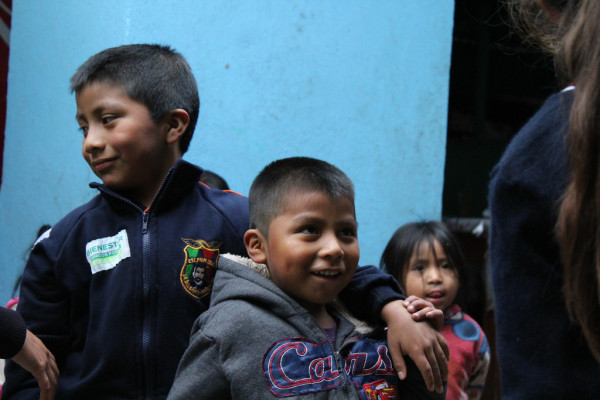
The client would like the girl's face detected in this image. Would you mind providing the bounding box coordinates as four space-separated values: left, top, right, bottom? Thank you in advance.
403 239 459 312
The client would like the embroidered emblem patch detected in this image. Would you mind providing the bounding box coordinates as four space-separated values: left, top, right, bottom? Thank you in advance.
85 229 131 274
180 239 221 299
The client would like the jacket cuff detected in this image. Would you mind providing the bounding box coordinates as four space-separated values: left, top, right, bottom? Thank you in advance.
0 307 27 359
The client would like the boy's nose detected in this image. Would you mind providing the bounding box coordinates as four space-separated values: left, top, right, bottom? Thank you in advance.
319 233 344 259
82 126 105 154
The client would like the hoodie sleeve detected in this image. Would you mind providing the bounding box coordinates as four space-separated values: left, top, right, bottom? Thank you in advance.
167 322 230 400
339 265 404 324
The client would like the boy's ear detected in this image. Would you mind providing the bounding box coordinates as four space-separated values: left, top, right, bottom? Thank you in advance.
165 109 190 144
244 229 267 264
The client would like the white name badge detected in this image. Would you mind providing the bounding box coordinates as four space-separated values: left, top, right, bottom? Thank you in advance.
85 229 131 274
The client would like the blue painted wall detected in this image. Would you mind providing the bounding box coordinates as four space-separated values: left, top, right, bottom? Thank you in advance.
0 1 454 300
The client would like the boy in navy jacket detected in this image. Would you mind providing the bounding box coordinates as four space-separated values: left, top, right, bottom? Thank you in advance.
3 44 447 399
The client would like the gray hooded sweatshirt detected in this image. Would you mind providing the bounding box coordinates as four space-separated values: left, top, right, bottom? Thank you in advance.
167 254 444 400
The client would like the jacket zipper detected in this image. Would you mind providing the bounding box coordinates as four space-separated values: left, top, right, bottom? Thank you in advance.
141 210 152 397
139 170 173 397
94 168 174 398
311 317 353 387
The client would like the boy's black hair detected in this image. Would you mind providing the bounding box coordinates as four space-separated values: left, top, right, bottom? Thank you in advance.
70 44 199 154
380 221 469 309
249 156 355 236
200 170 230 190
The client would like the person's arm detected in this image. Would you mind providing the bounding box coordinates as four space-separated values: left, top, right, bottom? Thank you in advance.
3 239 68 400
11 330 59 400
338 265 404 320
339 265 449 393
0 307 27 359
381 300 448 393
167 323 230 400
1 307 59 400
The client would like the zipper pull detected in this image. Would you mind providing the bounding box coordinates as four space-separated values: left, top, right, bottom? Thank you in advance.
142 213 149 234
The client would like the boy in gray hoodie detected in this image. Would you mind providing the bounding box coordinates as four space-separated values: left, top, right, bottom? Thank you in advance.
168 157 445 400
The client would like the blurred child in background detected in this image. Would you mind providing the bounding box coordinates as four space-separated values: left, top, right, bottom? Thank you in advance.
381 221 490 400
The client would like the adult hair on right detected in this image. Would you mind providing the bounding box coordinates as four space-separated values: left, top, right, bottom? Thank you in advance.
555 0 600 362
505 0 578 55
70 43 200 154
248 156 354 236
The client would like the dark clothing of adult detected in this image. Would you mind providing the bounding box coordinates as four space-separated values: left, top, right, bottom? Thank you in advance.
489 89 600 399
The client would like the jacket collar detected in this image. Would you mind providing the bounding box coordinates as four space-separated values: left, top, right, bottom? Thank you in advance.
90 159 203 213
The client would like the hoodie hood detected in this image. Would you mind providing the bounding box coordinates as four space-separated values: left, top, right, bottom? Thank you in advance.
213 253 374 335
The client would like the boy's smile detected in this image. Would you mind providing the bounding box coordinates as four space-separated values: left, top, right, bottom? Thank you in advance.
259 190 359 318
76 82 178 207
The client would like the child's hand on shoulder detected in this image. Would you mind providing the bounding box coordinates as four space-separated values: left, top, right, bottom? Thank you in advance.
382 300 449 394
403 295 444 330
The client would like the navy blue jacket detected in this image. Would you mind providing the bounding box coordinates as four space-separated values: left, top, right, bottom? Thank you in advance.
3 159 403 400
489 89 600 398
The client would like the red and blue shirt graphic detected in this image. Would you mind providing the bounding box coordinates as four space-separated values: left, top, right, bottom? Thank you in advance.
263 336 399 399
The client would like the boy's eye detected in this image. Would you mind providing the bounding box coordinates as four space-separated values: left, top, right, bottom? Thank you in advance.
300 226 319 235
440 263 451 270
340 227 357 237
101 115 116 124
78 126 89 136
